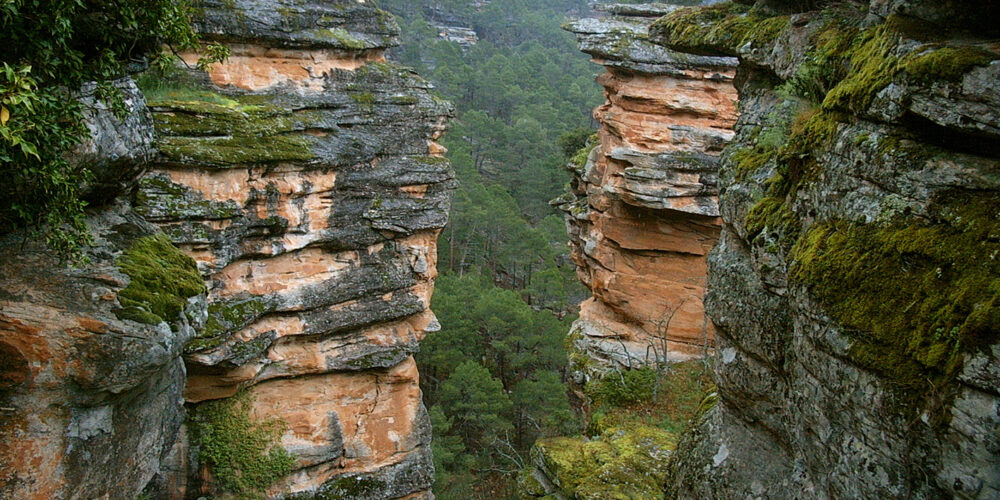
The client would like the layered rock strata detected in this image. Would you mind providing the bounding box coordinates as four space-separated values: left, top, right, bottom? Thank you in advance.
134 1 454 498
0 81 207 500
558 4 737 382
649 1 1000 497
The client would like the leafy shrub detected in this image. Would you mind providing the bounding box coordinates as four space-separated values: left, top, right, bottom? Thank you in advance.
0 0 225 259
586 367 657 408
188 391 295 498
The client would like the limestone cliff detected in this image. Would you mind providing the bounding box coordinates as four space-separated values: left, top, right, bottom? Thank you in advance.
133 1 455 498
647 1 1000 497
558 4 737 383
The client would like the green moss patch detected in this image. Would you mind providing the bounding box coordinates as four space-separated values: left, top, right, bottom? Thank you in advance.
532 425 677 500
158 134 315 166
115 234 205 326
790 192 1000 415
188 390 295 498
143 79 321 166
745 196 801 246
566 133 599 174
652 2 789 56
314 27 367 49
821 23 900 114
902 46 996 84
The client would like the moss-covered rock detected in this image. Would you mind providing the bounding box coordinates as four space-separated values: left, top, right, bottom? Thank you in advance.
116 233 206 326
790 192 1000 415
650 3 789 57
901 45 996 84
526 425 676 500
186 297 270 352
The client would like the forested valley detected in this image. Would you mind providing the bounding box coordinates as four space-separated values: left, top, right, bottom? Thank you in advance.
377 1 707 497
378 0 596 496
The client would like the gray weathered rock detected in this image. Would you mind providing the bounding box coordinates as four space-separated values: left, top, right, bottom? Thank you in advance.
652 2 1000 498
195 0 400 50
0 201 205 500
73 77 156 204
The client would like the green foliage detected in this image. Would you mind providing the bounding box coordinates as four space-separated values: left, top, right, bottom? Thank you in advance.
558 128 597 158
586 367 657 408
188 391 295 498
116 234 206 327
512 370 578 437
437 360 514 448
790 192 1000 416
0 0 226 258
420 273 571 400
585 361 715 437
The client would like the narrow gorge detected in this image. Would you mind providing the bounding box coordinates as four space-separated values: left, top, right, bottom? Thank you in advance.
1 0 998 499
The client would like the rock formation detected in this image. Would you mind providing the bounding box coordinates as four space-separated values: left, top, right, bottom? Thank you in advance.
558 3 738 383
133 0 454 498
1 1 452 499
0 79 208 500
647 1 1000 497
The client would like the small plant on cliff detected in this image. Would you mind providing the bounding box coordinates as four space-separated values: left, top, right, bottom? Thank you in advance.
0 0 227 260
188 390 295 498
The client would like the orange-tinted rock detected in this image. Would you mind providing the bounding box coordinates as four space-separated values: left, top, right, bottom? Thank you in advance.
560 7 737 380
0 206 205 500
132 2 454 497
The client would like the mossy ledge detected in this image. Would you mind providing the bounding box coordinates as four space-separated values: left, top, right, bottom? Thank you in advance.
187 296 270 352
650 2 790 57
115 233 206 326
188 390 295 499
790 192 1000 417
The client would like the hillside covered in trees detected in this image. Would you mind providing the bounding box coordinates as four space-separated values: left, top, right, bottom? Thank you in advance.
378 1 600 496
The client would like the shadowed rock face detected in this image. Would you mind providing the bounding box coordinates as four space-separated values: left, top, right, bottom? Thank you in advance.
649 1 1000 498
558 5 737 384
133 1 454 498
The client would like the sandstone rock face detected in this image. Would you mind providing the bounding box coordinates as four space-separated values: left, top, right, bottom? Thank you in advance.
559 5 737 383
649 2 1000 498
0 203 207 500
0 77 205 500
133 1 454 497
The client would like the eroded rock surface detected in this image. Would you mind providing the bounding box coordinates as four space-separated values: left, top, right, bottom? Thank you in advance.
0 206 206 499
558 4 737 384
0 76 205 500
649 1 1000 498
133 1 454 497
